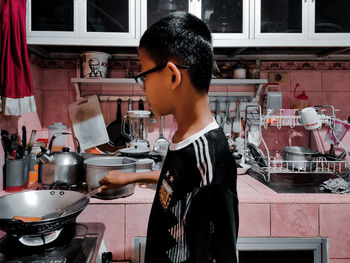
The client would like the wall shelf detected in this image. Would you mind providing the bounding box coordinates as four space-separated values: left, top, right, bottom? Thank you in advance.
71 78 268 100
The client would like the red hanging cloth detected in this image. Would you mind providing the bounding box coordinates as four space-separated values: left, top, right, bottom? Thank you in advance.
0 0 36 115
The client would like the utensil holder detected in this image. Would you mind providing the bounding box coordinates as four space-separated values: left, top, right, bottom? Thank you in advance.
4 157 29 192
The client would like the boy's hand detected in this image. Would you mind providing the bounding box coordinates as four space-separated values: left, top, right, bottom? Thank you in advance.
98 170 132 193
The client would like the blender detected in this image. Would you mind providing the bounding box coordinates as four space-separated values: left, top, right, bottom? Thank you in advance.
122 110 151 149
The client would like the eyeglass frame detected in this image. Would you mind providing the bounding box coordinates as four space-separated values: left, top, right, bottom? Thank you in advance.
134 63 190 89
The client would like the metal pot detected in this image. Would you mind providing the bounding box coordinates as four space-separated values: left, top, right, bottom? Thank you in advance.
38 133 84 186
39 147 84 186
283 146 319 171
84 157 136 199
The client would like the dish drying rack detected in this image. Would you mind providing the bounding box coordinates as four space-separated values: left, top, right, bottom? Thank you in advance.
243 105 350 182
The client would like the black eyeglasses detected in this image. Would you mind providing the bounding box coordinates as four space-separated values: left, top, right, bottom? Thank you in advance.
134 63 190 90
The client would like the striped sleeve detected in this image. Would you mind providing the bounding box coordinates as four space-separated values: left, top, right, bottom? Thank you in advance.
193 135 213 186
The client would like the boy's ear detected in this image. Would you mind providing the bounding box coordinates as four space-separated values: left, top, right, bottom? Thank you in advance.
166 62 181 90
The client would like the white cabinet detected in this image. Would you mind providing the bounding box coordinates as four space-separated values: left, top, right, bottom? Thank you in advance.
191 0 250 45
309 0 350 40
140 0 190 33
26 0 140 46
254 0 308 40
26 0 350 47
140 0 249 46
254 0 350 46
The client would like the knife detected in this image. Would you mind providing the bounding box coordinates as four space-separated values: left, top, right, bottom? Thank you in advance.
22 126 26 149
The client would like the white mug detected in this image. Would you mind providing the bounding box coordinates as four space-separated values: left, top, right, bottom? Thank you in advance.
300 107 322 130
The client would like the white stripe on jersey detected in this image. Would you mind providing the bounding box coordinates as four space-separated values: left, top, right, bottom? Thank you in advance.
202 135 213 184
193 140 206 186
194 135 214 186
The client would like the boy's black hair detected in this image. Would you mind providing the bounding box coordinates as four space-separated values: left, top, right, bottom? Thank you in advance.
139 12 213 93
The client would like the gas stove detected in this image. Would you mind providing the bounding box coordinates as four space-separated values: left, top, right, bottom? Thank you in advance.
0 222 106 263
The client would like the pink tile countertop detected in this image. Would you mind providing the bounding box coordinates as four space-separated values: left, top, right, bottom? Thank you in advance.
2 174 350 204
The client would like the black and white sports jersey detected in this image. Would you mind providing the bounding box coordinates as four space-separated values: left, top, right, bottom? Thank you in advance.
145 120 239 263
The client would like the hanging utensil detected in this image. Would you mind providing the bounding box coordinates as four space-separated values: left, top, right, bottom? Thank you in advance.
232 101 241 134
222 100 232 136
96 98 127 153
138 98 144 110
154 116 169 153
139 99 144 139
215 99 223 126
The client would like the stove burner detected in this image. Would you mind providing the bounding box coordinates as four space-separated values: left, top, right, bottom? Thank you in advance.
18 228 62 246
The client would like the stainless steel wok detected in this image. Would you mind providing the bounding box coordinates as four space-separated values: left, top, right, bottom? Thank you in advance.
0 190 89 237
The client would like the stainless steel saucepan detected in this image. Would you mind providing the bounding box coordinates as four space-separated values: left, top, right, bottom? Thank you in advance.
283 146 319 171
0 190 90 237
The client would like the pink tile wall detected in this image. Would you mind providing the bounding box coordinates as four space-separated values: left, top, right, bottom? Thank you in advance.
2 60 350 188
320 204 350 259
270 203 319 237
77 204 125 260
125 204 152 260
260 70 350 155
238 204 270 237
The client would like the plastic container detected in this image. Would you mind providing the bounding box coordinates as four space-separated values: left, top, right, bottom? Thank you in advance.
232 60 247 79
5 157 29 192
48 122 66 147
80 51 111 78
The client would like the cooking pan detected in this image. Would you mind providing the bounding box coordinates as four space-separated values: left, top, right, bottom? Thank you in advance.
96 98 128 153
0 190 89 237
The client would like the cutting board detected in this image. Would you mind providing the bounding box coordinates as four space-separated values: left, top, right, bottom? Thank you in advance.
68 95 109 151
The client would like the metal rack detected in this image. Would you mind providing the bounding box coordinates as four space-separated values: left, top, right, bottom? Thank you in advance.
243 105 350 182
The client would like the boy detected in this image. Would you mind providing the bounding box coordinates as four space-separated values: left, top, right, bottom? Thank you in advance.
99 12 239 263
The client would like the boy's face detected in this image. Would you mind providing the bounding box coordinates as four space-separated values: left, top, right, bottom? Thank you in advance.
138 49 174 116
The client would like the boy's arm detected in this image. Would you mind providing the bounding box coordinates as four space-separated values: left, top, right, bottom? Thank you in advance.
98 170 160 192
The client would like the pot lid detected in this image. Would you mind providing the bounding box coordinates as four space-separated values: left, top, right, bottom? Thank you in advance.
119 147 151 156
84 156 136 166
126 110 151 118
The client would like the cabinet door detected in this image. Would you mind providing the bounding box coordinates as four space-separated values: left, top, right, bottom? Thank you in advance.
255 0 307 39
86 0 129 33
141 0 190 34
27 0 78 38
80 0 138 44
194 0 249 45
309 0 350 39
